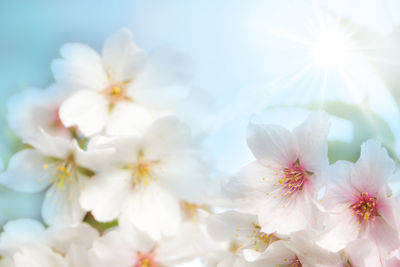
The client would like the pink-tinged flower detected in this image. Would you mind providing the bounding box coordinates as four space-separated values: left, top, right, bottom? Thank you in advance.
227 111 330 234
255 231 341 267
89 220 210 267
204 230 340 267
318 140 400 254
340 239 384 267
7 85 76 141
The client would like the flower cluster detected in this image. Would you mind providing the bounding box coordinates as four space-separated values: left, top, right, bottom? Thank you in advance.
0 28 400 267
216 112 400 266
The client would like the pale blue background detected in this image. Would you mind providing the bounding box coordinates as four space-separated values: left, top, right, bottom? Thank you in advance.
1 1 400 265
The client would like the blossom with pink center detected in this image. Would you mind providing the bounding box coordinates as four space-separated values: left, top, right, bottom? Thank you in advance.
318 140 400 254
89 219 210 267
134 251 158 267
227 111 330 234
6 84 77 142
350 192 377 223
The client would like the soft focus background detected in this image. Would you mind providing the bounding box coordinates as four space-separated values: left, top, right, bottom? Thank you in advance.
1 1 400 264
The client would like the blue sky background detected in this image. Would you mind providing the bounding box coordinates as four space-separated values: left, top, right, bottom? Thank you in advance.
1 2 400 264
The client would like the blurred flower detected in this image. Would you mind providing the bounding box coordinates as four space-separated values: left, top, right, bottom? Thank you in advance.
0 219 98 267
0 131 114 226
6 84 76 142
206 210 282 262
55 28 192 136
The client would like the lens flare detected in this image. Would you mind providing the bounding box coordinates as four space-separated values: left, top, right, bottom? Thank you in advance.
312 32 349 68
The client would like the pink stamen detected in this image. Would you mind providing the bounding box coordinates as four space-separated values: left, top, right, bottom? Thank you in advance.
279 161 309 196
134 251 158 267
290 257 302 267
351 192 377 224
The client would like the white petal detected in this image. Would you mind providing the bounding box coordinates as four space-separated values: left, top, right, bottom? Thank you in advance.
345 239 382 267
87 135 141 164
52 43 108 91
0 257 15 267
0 219 46 255
65 244 91 267
286 232 341 267
129 48 192 108
7 85 71 141
79 170 130 222
247 123 298 164
227 161 277 214
47 223 99 253
121 183 182 240
7 88 57 141
59 90 108 136
42 183 86 227
369 216 400 253
157 223 212 265
89 230 136 267
25 128 71 159
14 244 67 267
206 211 256 242
255 240 296 265
72 140 115 172
316 212 359 252
351 140 395 193
105 102 156 136
155 155 208 203
258 190 313 234
293 111 330 172
102 28 146 82
376 189 400 231
322 160 356 211
143 116 192 161
0 150 52 193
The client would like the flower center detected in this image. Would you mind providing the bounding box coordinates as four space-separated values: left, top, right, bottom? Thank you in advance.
351 192 377 223
101 81 131 107
134 252 158 267
290 258 302 267
234 222 278 252
43 157 76 189
124 151 158 189
278 160 309 196
180 201 210 221
252 223 278 251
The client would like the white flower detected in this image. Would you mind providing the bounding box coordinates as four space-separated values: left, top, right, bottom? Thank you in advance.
204 230 340 267
227 111 330 234
0 219 98 267
79 117 209 239
206 211 283 262
0 131 114 226
54 28 192 136
7 84 75 141
89 220 209 267
254 232 340 267
318 140 400 254
13 243 90 267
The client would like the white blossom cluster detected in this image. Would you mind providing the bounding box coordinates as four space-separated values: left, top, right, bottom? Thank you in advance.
0 29 400 267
